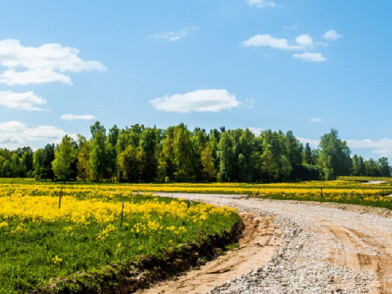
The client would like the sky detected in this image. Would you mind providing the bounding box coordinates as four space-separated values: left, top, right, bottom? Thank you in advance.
0 0 391 160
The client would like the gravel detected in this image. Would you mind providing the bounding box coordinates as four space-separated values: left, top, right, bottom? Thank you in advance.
209 211 375 293
155 193 392 293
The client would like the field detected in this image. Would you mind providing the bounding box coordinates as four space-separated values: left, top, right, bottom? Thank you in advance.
4 177 389 209
1 177 392 293
0 182 241 293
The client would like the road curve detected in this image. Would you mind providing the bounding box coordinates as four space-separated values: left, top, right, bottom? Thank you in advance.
139 193 392 294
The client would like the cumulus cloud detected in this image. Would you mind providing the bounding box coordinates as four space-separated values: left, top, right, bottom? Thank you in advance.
243 31 342 62
243 34 292 50
293 52 327 62
0 121 26 132
150 89 240 113
151 26 199 42
243 33 313 50
0 39 106 86
0 91 46 111
295 34 313 47
61 114 96 121
297 136 392 158
347 139 392 157
0 120 71 149
323 30 342 41
247 0 275 8
310 118 322 123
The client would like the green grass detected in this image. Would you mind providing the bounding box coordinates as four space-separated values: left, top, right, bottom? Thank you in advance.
0 192 241 293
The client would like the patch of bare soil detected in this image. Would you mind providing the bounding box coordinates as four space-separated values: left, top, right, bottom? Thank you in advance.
136 212 280 294
321 222 392 293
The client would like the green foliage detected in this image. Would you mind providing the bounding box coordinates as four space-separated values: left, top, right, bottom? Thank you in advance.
52 135 77 182
1 122 391 183
200 143 217 182
89 129 110 181
118 145 139 182
318 129 352 180
77 135 90 182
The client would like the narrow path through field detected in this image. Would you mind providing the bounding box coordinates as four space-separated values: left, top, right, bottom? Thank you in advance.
139 193 392 293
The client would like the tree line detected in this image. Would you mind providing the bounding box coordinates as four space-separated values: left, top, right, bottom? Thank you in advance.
0 123 390 182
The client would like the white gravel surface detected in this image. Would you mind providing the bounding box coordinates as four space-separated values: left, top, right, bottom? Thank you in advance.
154 193 392 293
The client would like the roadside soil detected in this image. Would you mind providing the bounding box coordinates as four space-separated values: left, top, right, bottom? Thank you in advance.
138 193 392 294
137 212 280 294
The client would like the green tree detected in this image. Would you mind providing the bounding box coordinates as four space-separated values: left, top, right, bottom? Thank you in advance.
172 124 196 181
237 129 257 182
218 132 234 181
352 155 365 176
260 148 279 182
303 143 313 164
377 157 391 177
52 135 77 181
32 144 55 180
364 159 379 176
200 143 217 182
118 145 140 182
33 148 44 180
89 129 109 181
90 121 106 139
11 152 22 177
318 129 352 180
21 147 34 177
77 135 90 182
108 125 120 147
42 144 55 180
138 128 159 182
159 127 176 182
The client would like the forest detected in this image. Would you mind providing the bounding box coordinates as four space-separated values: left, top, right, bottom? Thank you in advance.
0 122 390 183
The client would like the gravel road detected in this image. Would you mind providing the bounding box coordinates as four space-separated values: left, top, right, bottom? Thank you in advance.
149 193 392 294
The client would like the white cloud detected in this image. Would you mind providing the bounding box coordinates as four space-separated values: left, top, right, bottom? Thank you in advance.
247 0 275 8
0 120 71 149
293 52 327 62
297 137 320 148
347 139 392 157
150 89 240 113
243 34 293 50
0 90 46 111
0 39 106 86
151 26 199 42
323 30 342 41
61 114 96 121
243 32 341 62
295 34 313 47
243 33 313 50
310 118 322 123
297 136 392 158
0 121 26 132
248 127 264 136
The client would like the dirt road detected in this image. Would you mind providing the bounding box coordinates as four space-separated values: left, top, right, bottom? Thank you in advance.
139 193 392 293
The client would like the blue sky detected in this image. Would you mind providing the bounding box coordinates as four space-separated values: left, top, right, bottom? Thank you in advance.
0 0 391 160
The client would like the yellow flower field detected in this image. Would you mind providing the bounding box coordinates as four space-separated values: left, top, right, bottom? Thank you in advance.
0 181 240 293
